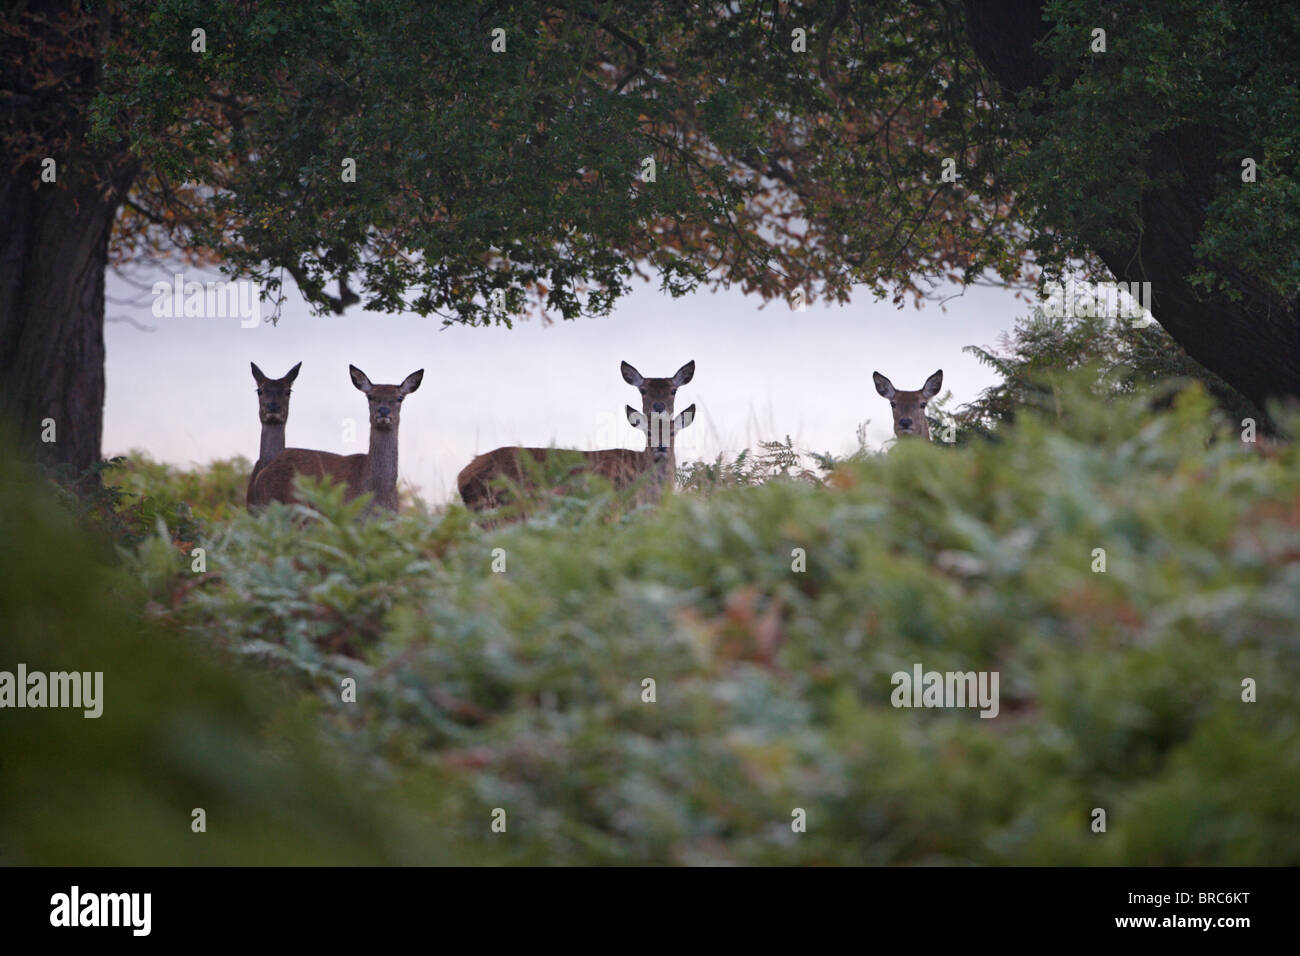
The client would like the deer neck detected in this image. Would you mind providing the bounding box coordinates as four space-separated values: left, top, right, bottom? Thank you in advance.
640 444 676 488
257 422 286 466
363 425 401 510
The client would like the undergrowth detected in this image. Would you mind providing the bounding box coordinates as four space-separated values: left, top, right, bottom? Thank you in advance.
20 373 1290 864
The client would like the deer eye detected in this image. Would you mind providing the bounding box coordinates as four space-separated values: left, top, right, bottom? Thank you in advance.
920 402 927 408
890 401 896 407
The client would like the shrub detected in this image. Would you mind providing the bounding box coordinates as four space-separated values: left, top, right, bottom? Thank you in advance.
102 373 1300 865
952 306 1265 442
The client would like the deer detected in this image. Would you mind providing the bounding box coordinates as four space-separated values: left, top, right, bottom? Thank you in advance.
873 369 943 440
247 365 423 513
458 360 696 514
246 361 302 507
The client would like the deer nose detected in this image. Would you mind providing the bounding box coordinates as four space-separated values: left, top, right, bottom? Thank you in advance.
378 405 391 418
898 417 913 429
266 401 280 412
652 401 666 412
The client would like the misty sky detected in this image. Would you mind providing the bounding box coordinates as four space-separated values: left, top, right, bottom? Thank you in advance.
103 267 1030 504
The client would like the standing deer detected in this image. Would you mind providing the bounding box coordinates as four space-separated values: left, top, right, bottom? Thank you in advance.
458 360 696 513
247 365 423 513
873 369 943 440
246 361 301 507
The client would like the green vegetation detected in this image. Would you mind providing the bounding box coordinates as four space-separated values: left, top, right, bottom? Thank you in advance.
952 306 1264 442
104 451 251 524
0 453 493 864
6 372 1297 864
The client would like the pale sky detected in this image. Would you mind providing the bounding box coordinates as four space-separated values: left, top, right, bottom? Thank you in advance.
103 267 1028 504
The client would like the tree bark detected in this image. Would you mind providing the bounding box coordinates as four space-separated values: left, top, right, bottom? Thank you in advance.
0 0 138 478
962 0 1300 410
0 159 135 478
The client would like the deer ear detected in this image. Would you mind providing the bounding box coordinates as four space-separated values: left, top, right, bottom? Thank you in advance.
673 360 695 386
349 365 373 393
626 405 648 433
922 369 943 399
872 371 895 399
621 361 644 387
400 369 424 395
285 361 302 384
673 404 696 431
251 362 267 385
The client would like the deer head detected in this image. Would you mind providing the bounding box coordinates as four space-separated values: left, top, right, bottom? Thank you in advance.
251 361 301 425
621 360 696 463
349 365 423 432
873 369 942 440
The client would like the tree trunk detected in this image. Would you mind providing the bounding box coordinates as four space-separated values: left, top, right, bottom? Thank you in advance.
1 0 138 479
0 163 134 478
963 0 1300 410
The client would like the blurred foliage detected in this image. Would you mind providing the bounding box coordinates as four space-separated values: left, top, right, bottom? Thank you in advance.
0 451 496 865
24 373 1288 864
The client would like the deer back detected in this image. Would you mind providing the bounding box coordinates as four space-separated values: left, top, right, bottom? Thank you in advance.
248 449 368 507
458 360 695 515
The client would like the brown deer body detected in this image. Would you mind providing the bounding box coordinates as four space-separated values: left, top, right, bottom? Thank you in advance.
248 365 423 513
458 360 696 512
873 370 943 440
246 361 301 507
